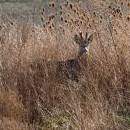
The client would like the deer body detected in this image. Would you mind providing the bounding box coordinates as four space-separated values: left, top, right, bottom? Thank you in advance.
56 58 81 83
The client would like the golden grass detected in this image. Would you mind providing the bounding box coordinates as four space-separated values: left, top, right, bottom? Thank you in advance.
1 0 130 129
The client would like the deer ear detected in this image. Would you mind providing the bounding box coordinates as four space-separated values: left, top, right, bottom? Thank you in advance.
74 34 80 44
88 34 93 44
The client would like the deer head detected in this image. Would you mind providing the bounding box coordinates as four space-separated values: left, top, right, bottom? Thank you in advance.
74 32 93 57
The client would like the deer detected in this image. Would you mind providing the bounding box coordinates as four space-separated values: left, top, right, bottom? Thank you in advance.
56 31 93 83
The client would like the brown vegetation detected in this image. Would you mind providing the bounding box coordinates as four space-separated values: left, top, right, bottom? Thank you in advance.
1 0 130 130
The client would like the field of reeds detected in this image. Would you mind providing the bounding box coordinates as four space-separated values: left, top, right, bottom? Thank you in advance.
1 0 130 130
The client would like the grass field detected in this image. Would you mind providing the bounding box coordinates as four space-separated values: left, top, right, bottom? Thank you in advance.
1 0 130 129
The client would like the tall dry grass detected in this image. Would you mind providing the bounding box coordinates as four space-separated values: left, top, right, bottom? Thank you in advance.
1 0 130 130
